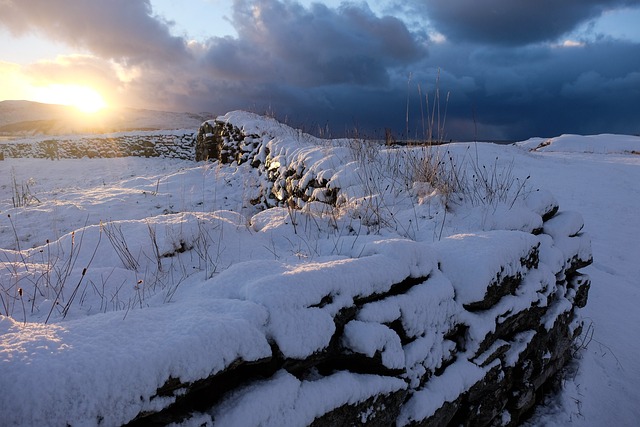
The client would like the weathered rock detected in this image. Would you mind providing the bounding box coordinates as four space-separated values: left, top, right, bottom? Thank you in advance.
310 389 408 427
195 119 262 164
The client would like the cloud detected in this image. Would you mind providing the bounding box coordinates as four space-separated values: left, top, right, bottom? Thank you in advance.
410 0 640 46
23 55 120 87
119 0 429 120
424 39 640 138
201 0 427 87
0 61 33 101
0 0 189 63
1 0 639 140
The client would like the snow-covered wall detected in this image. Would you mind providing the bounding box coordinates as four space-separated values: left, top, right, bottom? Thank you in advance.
0 113 592 426
0 130 196 159
123 112 592 426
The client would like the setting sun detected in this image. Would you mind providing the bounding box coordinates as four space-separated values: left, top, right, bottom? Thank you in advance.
33 84 107 113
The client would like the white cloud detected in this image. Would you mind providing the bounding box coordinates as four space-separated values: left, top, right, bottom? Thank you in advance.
561 39 586 47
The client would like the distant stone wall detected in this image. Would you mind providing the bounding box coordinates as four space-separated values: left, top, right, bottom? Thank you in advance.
128 114 597 426
195 115 339 210
195 119 263 164
0 131 197 160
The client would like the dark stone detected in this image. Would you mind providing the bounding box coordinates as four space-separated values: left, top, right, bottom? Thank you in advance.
125 356 277 427
474 305 546 358
463 365 509 426
463 274 522 312
411 398 461 427
463 245 539 312
541 204 559 222
310 389 408 427
570 274 591 308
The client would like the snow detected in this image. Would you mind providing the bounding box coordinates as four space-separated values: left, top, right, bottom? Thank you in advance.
1 118 639 426
210 370 407 427
543 211 585 238
0 300 272 426
434 230 540 306
517 133 640 154
398 358 489 425
343 320 405 370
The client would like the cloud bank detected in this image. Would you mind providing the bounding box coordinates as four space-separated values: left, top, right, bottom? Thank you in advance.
1 0 639 140
412 0 640 45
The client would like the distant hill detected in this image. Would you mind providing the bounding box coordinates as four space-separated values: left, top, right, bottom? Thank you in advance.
0 100 211 136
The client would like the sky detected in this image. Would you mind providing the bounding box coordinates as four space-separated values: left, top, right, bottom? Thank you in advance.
1 0 640 140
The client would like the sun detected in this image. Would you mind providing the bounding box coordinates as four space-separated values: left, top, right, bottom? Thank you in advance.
67 86 107 113
34 84 108 114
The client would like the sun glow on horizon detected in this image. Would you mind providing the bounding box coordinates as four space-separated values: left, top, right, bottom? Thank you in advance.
33 84 108 114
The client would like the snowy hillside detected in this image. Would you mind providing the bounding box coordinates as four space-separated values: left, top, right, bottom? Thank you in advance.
0 100 210 136
0 114 638 426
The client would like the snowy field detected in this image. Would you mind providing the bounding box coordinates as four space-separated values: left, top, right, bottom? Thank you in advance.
0 126 639 425
518 135 640 426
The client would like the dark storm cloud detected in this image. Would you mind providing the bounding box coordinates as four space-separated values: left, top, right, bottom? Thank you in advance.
414 39 640 139
410 0 640 46
134 0 640 139
95 0 427 124
0 0 188 63
201 0 426 87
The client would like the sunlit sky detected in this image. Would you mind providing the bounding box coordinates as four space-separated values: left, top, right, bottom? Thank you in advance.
1 0 640 139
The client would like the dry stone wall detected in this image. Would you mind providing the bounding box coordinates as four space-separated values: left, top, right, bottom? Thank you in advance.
0 131 196 160
124 114 594 426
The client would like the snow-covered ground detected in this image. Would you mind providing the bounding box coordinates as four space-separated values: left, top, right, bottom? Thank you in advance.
0 125 638 425
518 135 640 426
0 100 209 136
